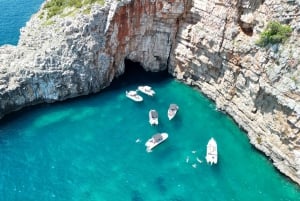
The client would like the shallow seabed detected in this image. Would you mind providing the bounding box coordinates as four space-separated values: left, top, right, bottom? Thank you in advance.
0 64 300 201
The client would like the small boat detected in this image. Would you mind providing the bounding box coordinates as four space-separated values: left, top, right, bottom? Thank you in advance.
167 104 179 120
205 138 218 165
138 85 155 96
126 90 143 102
149 109 159 125
145 133 168 152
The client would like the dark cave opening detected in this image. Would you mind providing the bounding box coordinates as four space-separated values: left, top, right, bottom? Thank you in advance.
108 59 171 91
123 59 170 82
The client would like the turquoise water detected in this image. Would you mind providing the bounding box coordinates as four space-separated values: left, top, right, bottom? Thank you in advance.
0 62 300 200
0 1 300 200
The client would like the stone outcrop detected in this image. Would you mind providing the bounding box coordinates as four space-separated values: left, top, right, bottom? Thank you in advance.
0 0 300 185
0 0 189 117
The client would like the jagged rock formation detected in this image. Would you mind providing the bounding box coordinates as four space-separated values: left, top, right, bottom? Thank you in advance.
0 0 300 184
0 0 188 116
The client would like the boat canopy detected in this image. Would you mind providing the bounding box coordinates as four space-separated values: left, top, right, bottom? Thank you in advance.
152 134 163 142
128 91 137 95
145 86 151 90
169 104 178 110
151 110 158 118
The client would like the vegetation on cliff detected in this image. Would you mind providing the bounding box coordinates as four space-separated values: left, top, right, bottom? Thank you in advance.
43 0 105 19
256 21 292 47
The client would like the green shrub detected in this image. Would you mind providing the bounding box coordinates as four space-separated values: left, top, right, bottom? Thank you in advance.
256 137 262 145
83 0 105 6
256 21 292 47
44 0 66 18
85 0 101 3
39 11 44 19
83 6 91 14
43 0 105 19
70 0 83 8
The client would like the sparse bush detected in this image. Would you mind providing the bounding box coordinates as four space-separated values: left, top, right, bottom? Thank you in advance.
256 136 262 145
256 21 292 47
43 0 105 19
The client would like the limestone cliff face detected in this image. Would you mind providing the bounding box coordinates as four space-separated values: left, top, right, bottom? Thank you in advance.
0 0 300 185
170 0 300 184
0 0 188 117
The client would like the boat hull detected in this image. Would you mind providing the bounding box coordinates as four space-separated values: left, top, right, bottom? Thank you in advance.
205 138 218 165
167 111 177 120
126 91 143 102
138 86 155 96
149 110 158 125
145 133 168 152
167 104 179 120
149 119 158 125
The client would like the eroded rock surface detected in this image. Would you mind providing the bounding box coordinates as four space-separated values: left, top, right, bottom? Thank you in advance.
170 0 300 184
0 0 188 117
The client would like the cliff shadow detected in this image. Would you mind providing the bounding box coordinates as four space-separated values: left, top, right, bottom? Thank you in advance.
105 59 172 92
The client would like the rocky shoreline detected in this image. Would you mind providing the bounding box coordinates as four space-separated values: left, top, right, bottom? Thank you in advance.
0 0 300 185
169 0 300 185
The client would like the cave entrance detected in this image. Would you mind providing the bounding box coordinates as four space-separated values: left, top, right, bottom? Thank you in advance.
123 59 170 82
119 58 171 86
108 59 171 91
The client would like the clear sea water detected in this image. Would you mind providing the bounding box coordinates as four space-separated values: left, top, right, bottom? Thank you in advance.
0 0 44 45
1 1 300 201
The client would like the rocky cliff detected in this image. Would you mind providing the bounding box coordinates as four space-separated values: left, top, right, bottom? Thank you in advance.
170 0 300 184
0 0 188 117
0 0 300 185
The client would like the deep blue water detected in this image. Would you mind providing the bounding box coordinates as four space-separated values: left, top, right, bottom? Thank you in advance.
0 0 44 45
0 1 300 201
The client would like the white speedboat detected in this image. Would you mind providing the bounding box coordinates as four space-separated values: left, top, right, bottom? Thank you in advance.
149 109 159 125
205 138 218 165
138 85 155 96
145 133 168 152
167 104 179 120
126 90 143 102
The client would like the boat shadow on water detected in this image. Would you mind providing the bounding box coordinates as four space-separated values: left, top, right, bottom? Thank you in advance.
154 176 168 194
147 144 170 155
169 114 183 128
131 190 144 201
204 154 222 176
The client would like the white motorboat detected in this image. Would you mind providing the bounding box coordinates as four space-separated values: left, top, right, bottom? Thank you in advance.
137 85 155 96
205 138 218 165
145 133 168 152
167 104 179 120
149 109 159 125
126 90 143 102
